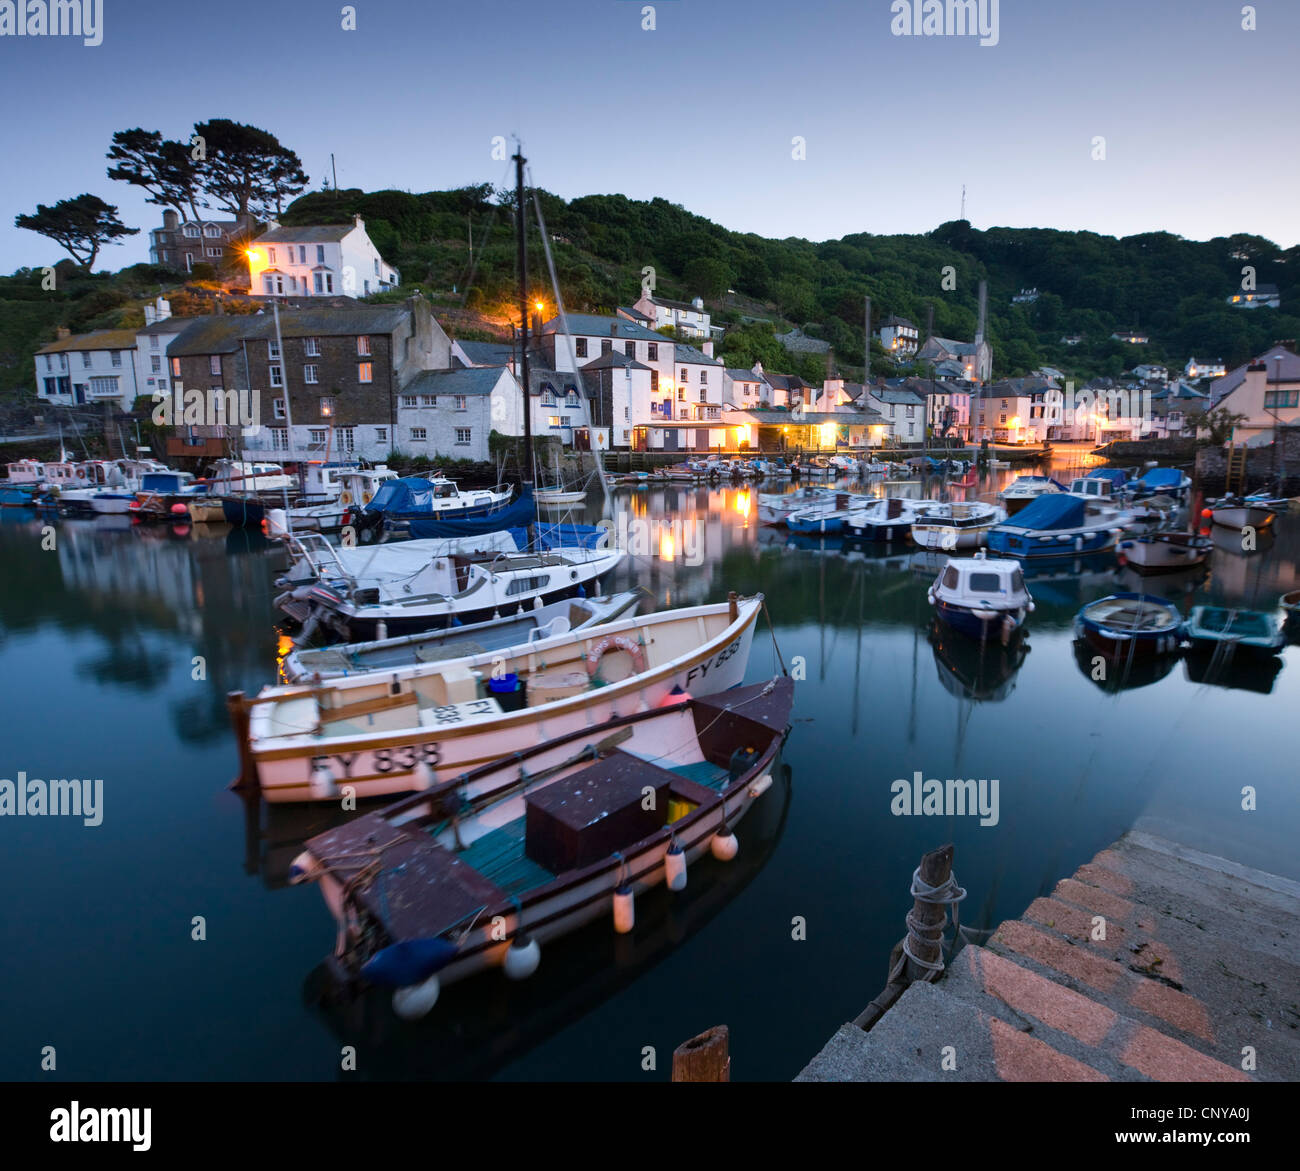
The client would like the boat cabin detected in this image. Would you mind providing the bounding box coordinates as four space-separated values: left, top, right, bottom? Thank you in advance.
1069 476 1116 500
935 556 1028 605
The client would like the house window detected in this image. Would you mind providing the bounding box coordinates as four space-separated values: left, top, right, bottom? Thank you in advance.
88 376 119 397
268 340 280 360
150 356 161 374
43 378 58 396
624 342 636 359
267 248 277 264
906 405 914 417
58 353 67 370
305 337 320 356
647 343 658 361
601 340 612 355
454 395 467 410
171 358 181 377
337 428 354 453
204 225 221 238
400 396 417 407
319 397 335 418
304 365 318 384
358 362 373 383
273 397 285 419
270 428 287 450
410 427 427 442
575 338 587 358
677 388 685 401
206 247 222 258
264 276 275 294
316 245 326 263
308 428 327 445
680 368 688 381
420 395 436 406
650 370 659 393
455 428 471 445
269 365 283 387
209 356 221 376
999 413 1007 424
542 390 556 406
375 428 387 444
1265 390 1299 408
357 335 371 356
184 224 200 238
110 351 122 367
700 370 707 384
548 415 562 427
81 352 92 368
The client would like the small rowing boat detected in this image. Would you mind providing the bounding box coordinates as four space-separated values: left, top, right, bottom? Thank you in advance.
1073 593 1182 658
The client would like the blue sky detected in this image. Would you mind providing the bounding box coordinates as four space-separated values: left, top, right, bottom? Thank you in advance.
1 0 1296 271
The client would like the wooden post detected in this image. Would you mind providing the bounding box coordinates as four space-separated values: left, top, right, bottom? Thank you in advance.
672 1025 730 1082
852 843 954 1032
226 691 260 792
728 591 739 624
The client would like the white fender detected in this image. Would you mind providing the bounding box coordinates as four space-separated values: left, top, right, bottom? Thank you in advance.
414 761 436 791
287 851 321 884
309 764 337 800
613 885 635 934
711 829 739 862
747 773 773 800
391 972 441 1020
504 932 541 979
664 845 687 892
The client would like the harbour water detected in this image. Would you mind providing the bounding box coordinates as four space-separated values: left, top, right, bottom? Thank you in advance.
2 459 1297 1081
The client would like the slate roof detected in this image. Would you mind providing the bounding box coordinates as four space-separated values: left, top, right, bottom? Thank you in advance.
456 340 515 365
1210 344 1300 407
725 367 764 382
580 351 652 372
403 366 509 397
256 224 355 244
541 313 665 342
36 329 141 354
165 305 412 355
675 344 723 367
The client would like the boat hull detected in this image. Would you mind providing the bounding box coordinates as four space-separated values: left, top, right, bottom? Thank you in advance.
1210 506 1275 530
249 604 762 802
935 599 1026 640
987 526 1119 559
1116 535 1210 572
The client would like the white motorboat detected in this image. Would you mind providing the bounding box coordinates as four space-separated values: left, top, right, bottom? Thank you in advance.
1116 530 1212 572
998 474 1065 515
274 529 625 641
231 594 766 803
911 501 1007 550
927 552 1033 641
757 486 836 526
1207 494 1282 530
844 497 944 542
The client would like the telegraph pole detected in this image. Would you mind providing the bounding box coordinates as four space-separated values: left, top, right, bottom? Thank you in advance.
514 149 534 493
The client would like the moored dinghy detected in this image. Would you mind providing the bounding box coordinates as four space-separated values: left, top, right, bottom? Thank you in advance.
1183 606 1285 657
1073 593 1182 657
1116 530 1212 572
232 593 766 803
911 501 1006 550
290 676 793 1014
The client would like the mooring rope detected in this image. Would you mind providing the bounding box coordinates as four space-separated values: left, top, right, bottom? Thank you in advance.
893 866 970 980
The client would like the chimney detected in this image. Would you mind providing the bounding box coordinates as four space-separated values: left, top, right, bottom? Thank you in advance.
156 296 171 321
353 214 364 230
163 210 179 231
703 340 714 358
531 313 541 334
144 304 156 326
691 296 704 310
56 326 71 340
975 279 987 346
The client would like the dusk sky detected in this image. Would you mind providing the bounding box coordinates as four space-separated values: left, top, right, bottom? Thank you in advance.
1 0 1297 272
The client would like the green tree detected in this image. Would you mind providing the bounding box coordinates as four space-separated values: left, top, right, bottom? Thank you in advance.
193 119 308 219
106 128 206 223
14 194 138 270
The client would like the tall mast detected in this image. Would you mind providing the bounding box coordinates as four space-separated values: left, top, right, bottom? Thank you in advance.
272 298 298 498
514 148 534 492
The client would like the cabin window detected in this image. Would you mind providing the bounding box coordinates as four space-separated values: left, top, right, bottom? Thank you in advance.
505 574 549 596
943 567 959 589
1011 570 1025 592
969 572 1003 593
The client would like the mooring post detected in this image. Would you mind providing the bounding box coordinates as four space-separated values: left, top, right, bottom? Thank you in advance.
672 1025 730 1082
852 844 954 1031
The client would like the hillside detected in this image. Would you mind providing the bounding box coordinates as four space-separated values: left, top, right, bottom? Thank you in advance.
4 185 1298 422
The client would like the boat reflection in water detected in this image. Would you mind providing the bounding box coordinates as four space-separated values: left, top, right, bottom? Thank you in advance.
299 763 793 1081
1182 650 1284 695
928 619 1029 702
1071 638 1180 694
1113 563 1208 601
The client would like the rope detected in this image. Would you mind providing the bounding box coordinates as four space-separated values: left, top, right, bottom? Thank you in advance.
890 865 969 980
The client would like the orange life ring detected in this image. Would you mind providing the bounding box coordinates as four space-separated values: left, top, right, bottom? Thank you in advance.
585 634 646 677
339 490 353 506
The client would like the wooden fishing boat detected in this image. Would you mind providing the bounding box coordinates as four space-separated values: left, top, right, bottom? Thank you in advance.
1115 530 1212 572
534 488 586 507
911 501 1006 550
231 593 766 803
281 590 643 682
844 497 944 542
128 470 209 521
927 553 1033 641
1183 606 1284 656
998 474 1065 515
1205 494 1280 530
1073 593 1182 658
289 676 792 1016
273 530 624 640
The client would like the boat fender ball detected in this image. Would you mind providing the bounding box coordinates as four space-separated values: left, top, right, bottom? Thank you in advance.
1201 508 1212 519
665 844 688 892
170 502 188 515
613 885 635 934
391 972 440 1020
747 773 773 800
504 931 541 980
309 765 337 800
414 761 436 791
287 851 319 885
711 830 739 862
362 937 459 988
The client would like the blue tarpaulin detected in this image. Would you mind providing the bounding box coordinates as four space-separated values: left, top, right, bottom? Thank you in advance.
1086 468 1128 484
999 492 1087 531
506 523 607 550
1138 467 1184 488
363 477 510 519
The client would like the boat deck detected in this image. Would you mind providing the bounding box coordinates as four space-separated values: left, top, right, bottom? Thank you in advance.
1085 598 1178 632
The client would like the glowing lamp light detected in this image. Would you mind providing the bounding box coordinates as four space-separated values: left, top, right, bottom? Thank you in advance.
659 528 676 562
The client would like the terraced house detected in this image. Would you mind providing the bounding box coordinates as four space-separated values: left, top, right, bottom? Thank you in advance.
163 295 450 462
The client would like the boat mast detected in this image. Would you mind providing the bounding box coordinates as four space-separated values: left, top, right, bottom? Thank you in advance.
514 146 536 546
272 299 299 508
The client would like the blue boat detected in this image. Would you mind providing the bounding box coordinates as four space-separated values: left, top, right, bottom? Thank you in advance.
1132 466 1191 496
0 484 39 507
1073 593 1181 658
986 493 1130 560
927 553 1034 641
357 476 514 535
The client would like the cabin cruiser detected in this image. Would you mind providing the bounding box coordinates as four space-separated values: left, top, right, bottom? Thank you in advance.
998 474 1066 515
911 501 1006 550
927 552 1034 641
844 497 944 542
987 493 1131 559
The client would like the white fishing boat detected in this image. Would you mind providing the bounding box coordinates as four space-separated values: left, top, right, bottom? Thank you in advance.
1115 530 1212 572
998 474 1065 515
274 529 625 641
534 487 587 507
230 593 766 803
927 553 1033 641
757 486 836 526
282 589 644 681
911 501 1007 550
288 675 793 1014
1206 493 1281 530
844 497 944 542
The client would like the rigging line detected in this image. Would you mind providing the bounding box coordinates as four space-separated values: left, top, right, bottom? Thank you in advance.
457 156 515 306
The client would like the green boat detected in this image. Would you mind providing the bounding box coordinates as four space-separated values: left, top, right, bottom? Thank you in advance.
1183 606 1284 655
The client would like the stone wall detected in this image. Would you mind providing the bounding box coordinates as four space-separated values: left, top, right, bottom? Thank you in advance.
1195 426 1300 494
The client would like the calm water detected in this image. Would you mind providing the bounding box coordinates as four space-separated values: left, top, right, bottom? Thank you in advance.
2 459 1298 1082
